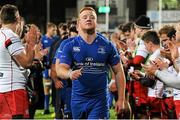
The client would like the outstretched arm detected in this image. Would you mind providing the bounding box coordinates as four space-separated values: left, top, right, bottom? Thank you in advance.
155 69 180 89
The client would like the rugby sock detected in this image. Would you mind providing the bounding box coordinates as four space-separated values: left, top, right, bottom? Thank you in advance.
45 95 50 110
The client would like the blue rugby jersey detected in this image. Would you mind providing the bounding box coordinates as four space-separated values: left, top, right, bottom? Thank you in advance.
41 35 58 68
53 37 75 64
41 35 57 58
58 34 120 98
41 35 57 49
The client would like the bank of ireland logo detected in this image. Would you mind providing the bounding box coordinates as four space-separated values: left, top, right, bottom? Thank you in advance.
73 46 80 52
98 46 106 54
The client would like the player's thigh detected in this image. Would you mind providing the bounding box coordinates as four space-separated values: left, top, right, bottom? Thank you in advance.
71 99 87 119
0 93 12 119
88 97 109 119
4 89 29 118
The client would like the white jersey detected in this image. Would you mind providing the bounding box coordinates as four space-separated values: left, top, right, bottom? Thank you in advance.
135 38 149 58
147 49 164 98
0 27 26 93
168 66 180 100
173 47 180 100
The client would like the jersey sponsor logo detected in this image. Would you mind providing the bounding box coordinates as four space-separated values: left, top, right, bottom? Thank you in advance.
73 46 80 52
44 40 48 43
74 62 106 74
98 47 106 54
5 39 12 48
86 57 93 61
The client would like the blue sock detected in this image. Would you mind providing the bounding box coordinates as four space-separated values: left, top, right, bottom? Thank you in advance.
44 95 50 110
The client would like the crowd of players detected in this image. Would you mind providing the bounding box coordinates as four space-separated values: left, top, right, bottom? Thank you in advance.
1 4 180 119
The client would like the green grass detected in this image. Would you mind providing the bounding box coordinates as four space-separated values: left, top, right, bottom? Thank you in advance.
34 105 116 119
109 108 117 119
34 106 55 119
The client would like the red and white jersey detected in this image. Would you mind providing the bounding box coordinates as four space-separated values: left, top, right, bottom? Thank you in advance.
168 66 180 100
0 27 26 93
147 49 164 98
173 47 180 100
135 38 149 58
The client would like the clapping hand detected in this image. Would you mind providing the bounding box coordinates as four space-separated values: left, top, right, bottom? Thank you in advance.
153 58 169 70
167 41 179 60
129 70 143 80
25 25 37 46
141 61 158 75
34 43 48 60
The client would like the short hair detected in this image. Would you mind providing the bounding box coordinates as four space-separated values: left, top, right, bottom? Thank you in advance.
0 4 19 24
67 20 76 29
122 22 135 33
46 22 56 30
58 23 67 30
79 7 96 14
142 30 160 45
67 20 78 33
118 24 124 31
159 25 176 39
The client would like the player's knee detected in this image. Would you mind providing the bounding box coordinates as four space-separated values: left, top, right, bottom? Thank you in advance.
44 79 52 87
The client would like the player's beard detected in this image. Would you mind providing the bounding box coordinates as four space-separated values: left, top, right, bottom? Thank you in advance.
83 28 95 35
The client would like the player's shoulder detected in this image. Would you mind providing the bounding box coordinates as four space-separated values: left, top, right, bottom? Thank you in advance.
61 37 76 45
41 35 46 39
52 35 60 40
150 48 160 60
65 36 81 45
0 28 19 40
137 39 146 49
96 33 114 47
41 35 47 40
60 36 78 50
41 35 46 41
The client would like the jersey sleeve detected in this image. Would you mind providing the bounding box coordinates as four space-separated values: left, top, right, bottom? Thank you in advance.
55 40 68 63
5 34 24 56
135 40 149 58
155 69 180 89
59 42 73 66
52 42 65 64
108 42 120 66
